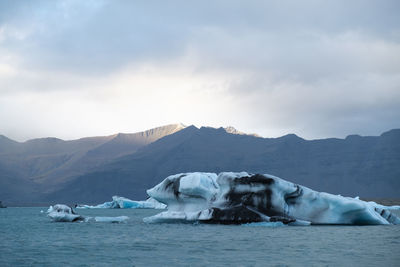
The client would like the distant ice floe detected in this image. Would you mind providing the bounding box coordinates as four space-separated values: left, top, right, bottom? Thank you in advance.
94 216 129 223
47 204 129 223
144 172 400 225
242 222 286 227
76 196 166 209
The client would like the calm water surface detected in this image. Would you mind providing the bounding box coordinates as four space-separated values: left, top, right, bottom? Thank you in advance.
1 207 399 266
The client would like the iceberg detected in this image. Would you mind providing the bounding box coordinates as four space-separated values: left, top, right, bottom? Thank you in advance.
47 204 85 222
47 204 129 223
76 196 166 209
144 172 400 225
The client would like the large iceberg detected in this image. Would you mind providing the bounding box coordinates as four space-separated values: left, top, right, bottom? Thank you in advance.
76 196 166 209
144 172 400 225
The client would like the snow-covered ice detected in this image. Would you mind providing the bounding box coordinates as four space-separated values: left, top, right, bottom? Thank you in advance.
76 196 166 209
144 172 400 225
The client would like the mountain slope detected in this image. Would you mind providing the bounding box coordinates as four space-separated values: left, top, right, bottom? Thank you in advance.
33 123 186 186
0 124 186 203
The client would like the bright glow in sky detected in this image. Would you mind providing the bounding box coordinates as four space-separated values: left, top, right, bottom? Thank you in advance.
1 0 399 141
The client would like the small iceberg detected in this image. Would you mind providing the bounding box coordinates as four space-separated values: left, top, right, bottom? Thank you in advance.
76 196 166 209
47 204 129 223
47 204 85 222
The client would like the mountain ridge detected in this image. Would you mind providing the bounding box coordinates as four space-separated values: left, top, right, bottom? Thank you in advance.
1 125 399 205
45 126 400 204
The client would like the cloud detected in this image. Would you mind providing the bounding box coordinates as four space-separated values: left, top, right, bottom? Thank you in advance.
2 0 399 74
0 0 399 140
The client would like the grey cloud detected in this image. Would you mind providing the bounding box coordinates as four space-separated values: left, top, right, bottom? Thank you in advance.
1 0 399 74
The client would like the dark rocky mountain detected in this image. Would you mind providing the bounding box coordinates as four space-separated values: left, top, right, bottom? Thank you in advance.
45 126 400 204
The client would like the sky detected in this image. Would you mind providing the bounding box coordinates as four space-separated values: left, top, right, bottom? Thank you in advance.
0 0 399 141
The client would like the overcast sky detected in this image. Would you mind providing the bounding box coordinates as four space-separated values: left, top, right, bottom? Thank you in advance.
1 0 399 141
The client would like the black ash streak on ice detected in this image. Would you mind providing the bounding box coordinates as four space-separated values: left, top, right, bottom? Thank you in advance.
164 174 185 200
211 175 277 224
145 172 400 225
207 174 303 224
156 173 299 224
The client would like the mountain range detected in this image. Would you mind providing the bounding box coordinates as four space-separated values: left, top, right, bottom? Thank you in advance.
1 124 399 205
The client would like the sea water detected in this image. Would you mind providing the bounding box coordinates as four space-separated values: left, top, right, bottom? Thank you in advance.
1 208 399 266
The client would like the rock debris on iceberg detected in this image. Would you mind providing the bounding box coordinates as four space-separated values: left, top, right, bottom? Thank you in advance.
144 172 400 225
76 196 166 209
